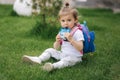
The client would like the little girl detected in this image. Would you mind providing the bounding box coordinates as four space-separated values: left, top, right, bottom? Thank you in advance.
22 3 84 72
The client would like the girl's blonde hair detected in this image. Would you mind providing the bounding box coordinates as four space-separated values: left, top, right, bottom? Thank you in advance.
58 2 79 20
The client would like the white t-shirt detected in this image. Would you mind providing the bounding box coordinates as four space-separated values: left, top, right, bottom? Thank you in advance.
61 29 84 57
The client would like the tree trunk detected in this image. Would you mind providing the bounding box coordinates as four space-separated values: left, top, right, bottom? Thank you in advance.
42 14 46 25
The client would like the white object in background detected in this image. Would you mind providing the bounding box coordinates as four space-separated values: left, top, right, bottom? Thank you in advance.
13 0 33 16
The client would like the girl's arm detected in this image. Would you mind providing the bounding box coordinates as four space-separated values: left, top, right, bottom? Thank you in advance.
65 33 83 51
70 39 83 51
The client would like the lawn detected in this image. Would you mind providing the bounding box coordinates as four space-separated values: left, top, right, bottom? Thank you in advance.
0 5 120 80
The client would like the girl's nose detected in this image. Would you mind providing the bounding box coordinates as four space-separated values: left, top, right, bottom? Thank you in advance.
65 21 68 24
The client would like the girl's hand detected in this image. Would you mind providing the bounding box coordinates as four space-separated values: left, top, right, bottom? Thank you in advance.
64 33 73 42
54 34 61 49
56 34 62 42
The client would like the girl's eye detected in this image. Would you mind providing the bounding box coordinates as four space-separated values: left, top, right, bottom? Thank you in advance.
68 19 71 22
62 20 65 22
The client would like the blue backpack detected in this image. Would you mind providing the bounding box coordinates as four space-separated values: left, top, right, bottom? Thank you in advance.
72 21 95 54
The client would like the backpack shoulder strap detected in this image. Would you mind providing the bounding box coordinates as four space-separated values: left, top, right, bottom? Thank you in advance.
70 25 82 36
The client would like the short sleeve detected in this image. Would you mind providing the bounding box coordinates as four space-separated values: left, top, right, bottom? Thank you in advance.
73 29 84 41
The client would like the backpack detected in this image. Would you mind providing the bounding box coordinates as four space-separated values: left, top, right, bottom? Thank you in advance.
71 21 95 54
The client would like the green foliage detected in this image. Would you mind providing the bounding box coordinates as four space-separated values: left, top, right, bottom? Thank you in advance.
0 5 120 80
33 0 62 24
31 20 59 39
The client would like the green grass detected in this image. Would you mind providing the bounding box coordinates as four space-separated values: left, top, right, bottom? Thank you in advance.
0 5 120 80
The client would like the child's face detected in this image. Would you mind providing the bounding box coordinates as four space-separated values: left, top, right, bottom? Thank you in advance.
59 14 77 29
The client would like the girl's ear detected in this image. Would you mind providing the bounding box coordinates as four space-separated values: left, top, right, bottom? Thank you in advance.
75 19 78 23
75 16 79 23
